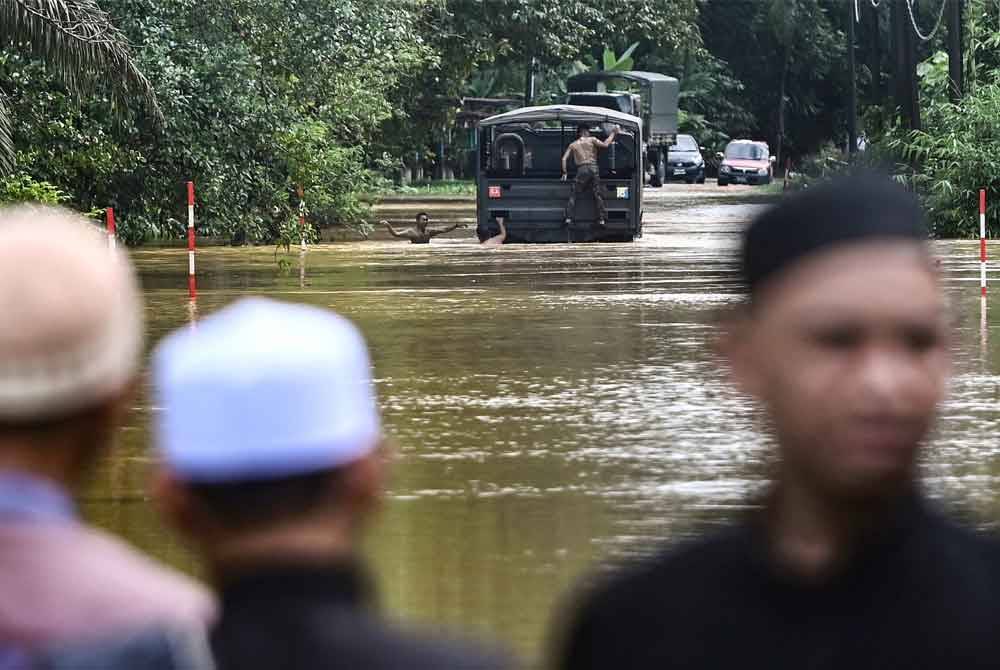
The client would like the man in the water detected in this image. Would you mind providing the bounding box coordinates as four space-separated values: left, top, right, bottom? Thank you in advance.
554 175 1000 669
481 217 506 247
561 124 617 229
383 212 463 244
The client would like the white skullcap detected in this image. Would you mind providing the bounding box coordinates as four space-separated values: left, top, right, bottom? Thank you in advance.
153 298 381 482
0 205 143 421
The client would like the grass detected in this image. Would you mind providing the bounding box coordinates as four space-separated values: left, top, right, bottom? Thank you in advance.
370 180 476 199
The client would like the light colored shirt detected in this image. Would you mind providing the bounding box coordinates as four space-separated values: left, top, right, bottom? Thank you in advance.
0 471 216 653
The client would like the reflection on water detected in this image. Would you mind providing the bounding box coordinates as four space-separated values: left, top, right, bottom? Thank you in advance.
83 190 1000 662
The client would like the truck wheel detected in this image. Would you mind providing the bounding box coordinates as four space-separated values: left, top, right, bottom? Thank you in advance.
649 150 664 188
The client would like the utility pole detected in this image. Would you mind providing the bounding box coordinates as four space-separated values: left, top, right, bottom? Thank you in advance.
848 1 858 154
947 0 963 101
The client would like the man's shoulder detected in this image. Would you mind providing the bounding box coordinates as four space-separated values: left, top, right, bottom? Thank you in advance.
571 524 750 623
915 501 1000 582
306 607 513 670
553 525 750 670
0 522 214 629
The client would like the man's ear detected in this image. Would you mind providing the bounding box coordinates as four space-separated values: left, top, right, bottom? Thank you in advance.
715 307 765 399
152 468 200 539
337 441 389 520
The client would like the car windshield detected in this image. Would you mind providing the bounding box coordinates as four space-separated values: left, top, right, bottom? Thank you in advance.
725 143 768 160
670 136 698 151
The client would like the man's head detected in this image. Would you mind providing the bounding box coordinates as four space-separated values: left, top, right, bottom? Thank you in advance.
0 206 143 485
721 176 948 501
415 212 430 230
577 124 591 138
153 298 385 569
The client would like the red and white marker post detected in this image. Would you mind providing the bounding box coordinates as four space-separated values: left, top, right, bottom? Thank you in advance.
980 189 987 297
297 184 307 251
106 207 116 250
981 190 989 364
187 181 197 299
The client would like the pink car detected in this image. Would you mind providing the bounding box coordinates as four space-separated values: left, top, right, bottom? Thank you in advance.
717 140 776 186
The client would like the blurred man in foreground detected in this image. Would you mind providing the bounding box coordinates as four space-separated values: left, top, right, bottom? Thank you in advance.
133 298 505 669
554 176 1000 669
0 207 213 664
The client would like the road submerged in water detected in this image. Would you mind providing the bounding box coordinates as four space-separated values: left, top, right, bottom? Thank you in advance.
90 183 1000 663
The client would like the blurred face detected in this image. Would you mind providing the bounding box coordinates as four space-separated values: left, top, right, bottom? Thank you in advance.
416 214 429 229
727 241 950 499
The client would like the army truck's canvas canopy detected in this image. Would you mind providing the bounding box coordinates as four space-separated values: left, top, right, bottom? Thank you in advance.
479 104 641 132
565 71 679 140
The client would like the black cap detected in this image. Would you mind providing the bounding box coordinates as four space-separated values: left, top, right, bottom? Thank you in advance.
742 174 928 298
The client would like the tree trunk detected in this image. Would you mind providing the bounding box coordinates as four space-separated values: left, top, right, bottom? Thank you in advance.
867 0 883 105
891 0 918 130
905 2 920 131
848 1 858 154
524 54 535 106
947 0 964 101
776 52 788 168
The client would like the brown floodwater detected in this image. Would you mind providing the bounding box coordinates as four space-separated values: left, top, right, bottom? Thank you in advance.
84 185 1000 664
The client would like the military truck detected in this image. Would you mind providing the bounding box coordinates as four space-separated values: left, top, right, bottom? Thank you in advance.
475 105 643 243
566 71 679 187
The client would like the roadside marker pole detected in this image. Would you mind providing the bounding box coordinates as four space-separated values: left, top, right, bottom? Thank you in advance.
297 184 307 251
981 190 987 296
187 181 197 299
106 207 116 250
981 189 988 365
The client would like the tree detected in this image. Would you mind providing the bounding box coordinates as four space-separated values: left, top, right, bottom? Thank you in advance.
0 0 161 174
698 0 845 162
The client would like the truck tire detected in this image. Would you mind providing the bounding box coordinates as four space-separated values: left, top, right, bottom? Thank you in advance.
649 149 664 188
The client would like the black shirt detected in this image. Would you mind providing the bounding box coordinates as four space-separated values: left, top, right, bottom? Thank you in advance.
212 562 511 670
37 562 512 670
556 496 1000 670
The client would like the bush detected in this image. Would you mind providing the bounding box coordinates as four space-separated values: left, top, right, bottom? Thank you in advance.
0 173 67 205
886 81 1000 238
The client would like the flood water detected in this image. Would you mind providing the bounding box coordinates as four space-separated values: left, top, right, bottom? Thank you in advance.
86 185 1000 664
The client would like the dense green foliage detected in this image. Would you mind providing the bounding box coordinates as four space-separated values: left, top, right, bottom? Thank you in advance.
864 0 1000 238
0 173 67 205
3 0 990 241
3 0 429 244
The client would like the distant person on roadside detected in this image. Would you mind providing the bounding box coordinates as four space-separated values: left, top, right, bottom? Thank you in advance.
553 175 1000 669
0 206 214 666
383 212 463 244
481 217 506 247
51 298 507 670
562 124 617 229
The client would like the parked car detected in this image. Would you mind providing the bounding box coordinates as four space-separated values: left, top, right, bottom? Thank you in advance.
665 134 705 184
717 140 775 186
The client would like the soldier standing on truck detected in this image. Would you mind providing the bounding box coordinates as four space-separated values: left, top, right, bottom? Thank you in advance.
562 124 618 229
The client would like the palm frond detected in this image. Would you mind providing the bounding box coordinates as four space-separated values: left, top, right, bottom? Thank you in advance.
0 1 163 132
